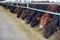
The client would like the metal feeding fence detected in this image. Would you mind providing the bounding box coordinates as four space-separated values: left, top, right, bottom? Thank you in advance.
7 0 60 15
10 2 60 15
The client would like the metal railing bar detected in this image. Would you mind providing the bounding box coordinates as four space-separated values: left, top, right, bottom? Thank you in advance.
16 6 60 15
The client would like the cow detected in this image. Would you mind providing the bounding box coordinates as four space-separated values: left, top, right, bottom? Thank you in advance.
30 12 43 27
36 4 58 28
9 3 25 14
44 15 59 38
58 15 60 30
20 4 37 19
9 6 16 13
20 9 31 19
16 3 27 18
30 4 49 27
25 10 37 24
18 3 27 6
17 8 23 18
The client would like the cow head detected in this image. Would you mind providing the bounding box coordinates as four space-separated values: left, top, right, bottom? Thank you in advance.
37 13 52 28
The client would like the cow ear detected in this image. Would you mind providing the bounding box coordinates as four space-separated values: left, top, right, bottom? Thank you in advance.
36 17 40 21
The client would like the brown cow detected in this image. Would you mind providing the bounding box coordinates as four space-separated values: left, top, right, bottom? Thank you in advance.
20 3 25 6
14 7 20 13
29 4 37 8
20 4 37 19
14 3 25 13
37 4 58 28
20 9 31 19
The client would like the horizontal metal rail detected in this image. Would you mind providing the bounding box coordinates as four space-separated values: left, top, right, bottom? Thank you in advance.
28 2 60 5
2 2 60 16
14 2 60 5
16 6 60 16
28 3 57 4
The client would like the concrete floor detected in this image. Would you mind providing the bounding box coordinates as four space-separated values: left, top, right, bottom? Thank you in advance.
0 7 29 40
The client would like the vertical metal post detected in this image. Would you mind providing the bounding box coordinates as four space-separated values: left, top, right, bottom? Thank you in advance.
57 0 59 2
15 0 18 6
25 0 27 3
20 0 21 3
24 0 26 3
19 0 21 3
27 3 29 7
17 0 19 6
26 0 29 7
32 0 33 2
11 0 13 6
